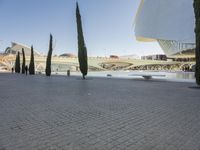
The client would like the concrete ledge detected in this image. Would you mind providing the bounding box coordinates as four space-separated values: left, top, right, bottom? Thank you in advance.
129 74 166 79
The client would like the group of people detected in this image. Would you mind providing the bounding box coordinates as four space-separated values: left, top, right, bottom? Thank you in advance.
11 66 29 75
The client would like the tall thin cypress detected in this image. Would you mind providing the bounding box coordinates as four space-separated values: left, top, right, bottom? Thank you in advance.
76 2 88 79
29 46 35 75
45 34 53 76
15 52 20 73
22 48 26 74
194 0 200 85
15 54 18 73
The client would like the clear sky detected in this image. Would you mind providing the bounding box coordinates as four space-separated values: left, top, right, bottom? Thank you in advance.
0 0 163 56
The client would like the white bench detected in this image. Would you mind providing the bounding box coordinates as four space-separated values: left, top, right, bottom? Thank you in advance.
129 74 166 80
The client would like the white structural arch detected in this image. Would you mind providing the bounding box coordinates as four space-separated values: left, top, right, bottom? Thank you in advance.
5 42 41 56
134 0 196 56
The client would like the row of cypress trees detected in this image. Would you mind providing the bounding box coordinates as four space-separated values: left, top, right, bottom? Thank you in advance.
14 34 53 76
14 2 200 84
44 3 88 78
15 46 35 75
15 3 88 79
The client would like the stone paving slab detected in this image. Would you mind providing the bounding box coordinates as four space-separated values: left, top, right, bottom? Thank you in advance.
0 73 200 150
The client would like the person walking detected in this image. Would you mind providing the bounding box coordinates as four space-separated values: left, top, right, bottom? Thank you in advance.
11 67 14 73
25 66 28 75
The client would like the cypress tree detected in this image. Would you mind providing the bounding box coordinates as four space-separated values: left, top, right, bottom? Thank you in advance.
22 48 26 74
194 0 200 85
76 2 88 79
14 54 18 73
45 34 53 76
15 52 20 73
29 46 35 75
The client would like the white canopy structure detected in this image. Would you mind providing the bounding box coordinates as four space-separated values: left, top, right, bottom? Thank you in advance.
134 0 196 56
5 42 41 56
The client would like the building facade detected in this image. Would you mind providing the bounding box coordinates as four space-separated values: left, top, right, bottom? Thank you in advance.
5 42 41 56
141 54 167 61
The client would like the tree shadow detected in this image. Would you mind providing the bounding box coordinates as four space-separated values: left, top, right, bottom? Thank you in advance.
188 86 200 89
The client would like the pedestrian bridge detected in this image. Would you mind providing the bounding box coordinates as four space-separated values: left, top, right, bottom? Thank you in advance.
0 55 195 72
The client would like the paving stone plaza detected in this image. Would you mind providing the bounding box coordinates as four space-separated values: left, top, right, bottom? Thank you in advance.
0 73 200 150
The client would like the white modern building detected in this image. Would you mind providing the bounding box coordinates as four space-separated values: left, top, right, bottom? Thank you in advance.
5 42 41 56
134 0 196 57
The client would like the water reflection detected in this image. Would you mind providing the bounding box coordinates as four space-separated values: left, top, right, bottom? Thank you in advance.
57 71 195 81
166 72 195 80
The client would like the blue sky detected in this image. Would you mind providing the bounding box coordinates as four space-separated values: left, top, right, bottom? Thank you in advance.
0 0 163 56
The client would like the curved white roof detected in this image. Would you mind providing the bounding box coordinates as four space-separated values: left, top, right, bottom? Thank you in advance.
134 0 195 55
135 0 195 42
5 42 41 56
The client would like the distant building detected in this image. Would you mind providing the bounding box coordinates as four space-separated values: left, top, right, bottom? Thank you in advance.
4 42 41 56
59 53 76 58
141 54 167 61
134 0 195 57
119 54 140 60
110 55 119 59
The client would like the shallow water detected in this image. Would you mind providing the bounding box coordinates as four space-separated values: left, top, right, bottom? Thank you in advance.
55 71 195 81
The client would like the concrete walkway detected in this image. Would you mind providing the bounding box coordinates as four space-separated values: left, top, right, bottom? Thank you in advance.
0 73 200 150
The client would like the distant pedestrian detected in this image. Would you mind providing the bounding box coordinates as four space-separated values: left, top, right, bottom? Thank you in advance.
25 66 28 75
11 67 14 73
67 70 70 77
